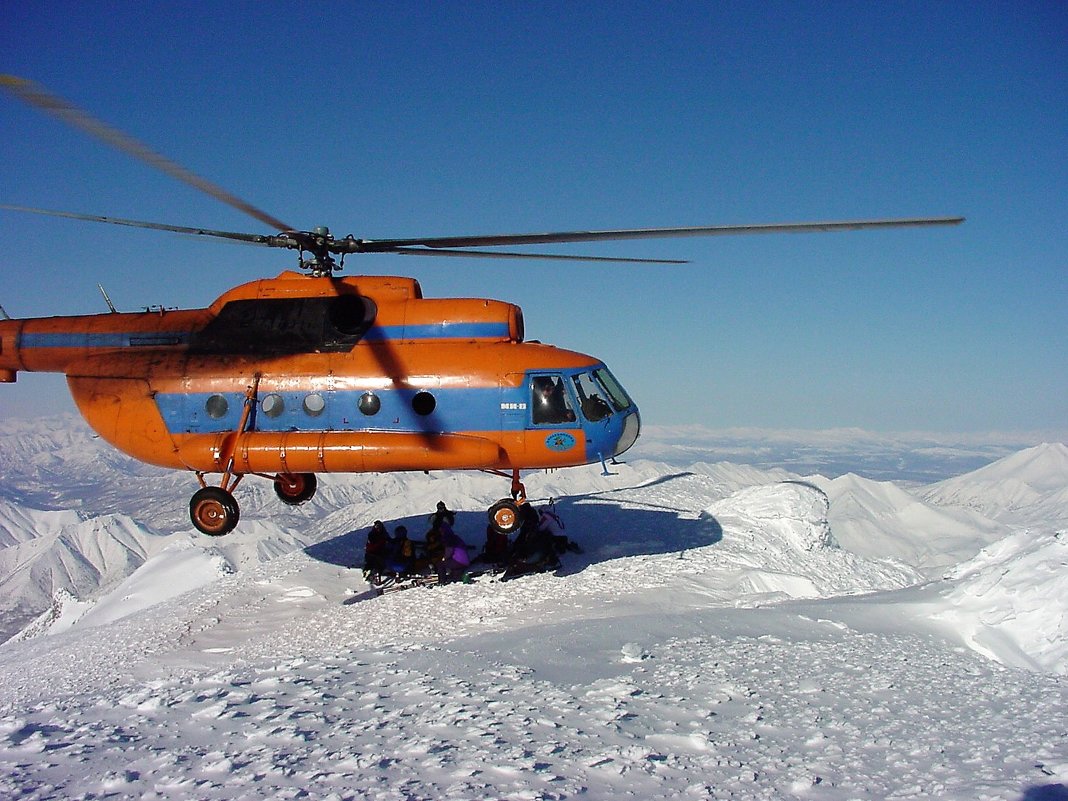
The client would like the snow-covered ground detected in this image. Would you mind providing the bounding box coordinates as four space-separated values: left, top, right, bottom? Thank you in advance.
0 417 1066 800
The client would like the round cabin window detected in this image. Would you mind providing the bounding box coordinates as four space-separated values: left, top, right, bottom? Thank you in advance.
205 394 229 419
261 393 285 418
412 391 436 416
358 392 381 416
303 393 326 417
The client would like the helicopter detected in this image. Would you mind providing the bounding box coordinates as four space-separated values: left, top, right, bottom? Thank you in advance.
0 76 964 536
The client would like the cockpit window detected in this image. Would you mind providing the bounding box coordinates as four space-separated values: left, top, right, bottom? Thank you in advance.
572 372 613 422
531 375 576 425
594 367 632 412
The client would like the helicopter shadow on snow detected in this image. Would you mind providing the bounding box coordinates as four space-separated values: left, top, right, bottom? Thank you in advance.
547 473 724 572
304 471 724 581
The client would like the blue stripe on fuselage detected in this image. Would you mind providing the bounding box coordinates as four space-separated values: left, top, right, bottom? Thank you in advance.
362 322 511 341
154 383 629 466
17 322 508 351
19 331 190 348
155 386 540 436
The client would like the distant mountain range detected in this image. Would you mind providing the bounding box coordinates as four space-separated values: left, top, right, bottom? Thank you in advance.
641 423 1067 482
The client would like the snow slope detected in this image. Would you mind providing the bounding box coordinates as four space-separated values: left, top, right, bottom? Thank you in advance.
931 527 1068 674
0 501 171 641
0 484 1065 800
0 418 1066 799
812 472 1010 574
922 442 1068 527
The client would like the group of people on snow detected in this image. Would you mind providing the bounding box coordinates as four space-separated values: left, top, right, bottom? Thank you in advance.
362 499 579 584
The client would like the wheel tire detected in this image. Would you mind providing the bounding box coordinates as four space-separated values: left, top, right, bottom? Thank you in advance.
190 486 240 536
273 473 318 505
487 499 522 535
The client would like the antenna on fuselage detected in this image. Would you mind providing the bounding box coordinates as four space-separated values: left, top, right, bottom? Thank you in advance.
0 305 9 320
97 283 117 313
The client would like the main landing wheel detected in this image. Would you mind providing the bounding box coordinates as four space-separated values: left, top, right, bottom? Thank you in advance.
190 486 240 536
488 498 522 536
273 473 318 506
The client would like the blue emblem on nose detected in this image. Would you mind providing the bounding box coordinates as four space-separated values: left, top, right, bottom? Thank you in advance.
545 432 576 452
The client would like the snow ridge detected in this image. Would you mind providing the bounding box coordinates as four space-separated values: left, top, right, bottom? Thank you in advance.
813 472 1010 574
934 527 1068 674
0 502 169 641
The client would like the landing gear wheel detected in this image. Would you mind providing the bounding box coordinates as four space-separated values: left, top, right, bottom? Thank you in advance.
273 473 318 505
488 498 522 535
190 486 240 536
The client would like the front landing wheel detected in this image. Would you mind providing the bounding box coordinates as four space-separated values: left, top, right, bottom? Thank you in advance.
190 486 240 536
488 498 522 535
273 473 318 506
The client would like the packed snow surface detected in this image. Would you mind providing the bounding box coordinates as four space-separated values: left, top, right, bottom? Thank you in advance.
0 418 1066 800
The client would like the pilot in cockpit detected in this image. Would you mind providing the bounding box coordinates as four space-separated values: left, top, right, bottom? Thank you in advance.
532 376 575 425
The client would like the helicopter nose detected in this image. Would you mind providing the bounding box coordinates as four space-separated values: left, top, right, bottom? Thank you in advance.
612 410 641 458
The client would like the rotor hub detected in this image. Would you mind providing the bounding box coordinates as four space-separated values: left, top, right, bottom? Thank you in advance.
292 226 341 276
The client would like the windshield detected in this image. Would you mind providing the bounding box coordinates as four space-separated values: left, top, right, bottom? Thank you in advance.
593 367 632 411
529 368 634 426
571 371 613 422
570 367 634 422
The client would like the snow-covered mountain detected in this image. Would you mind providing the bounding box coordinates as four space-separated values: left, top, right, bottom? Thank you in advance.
0 501 170 640
0 416 1066 800
0 417 1064 656
811 472 1010 573
922 442 1068 527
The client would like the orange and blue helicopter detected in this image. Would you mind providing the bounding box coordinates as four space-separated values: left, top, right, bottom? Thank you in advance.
0 76 963 536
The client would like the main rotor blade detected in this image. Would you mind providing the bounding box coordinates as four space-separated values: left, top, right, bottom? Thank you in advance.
0 204 278 245
0 75 292 233
378 246 687 264
359 216 965 250
0 204 688 263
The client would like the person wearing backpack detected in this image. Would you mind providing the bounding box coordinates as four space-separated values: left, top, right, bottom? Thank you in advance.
363 520 391 573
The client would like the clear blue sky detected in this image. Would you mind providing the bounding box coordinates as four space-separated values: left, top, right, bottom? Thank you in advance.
1 2 1065 433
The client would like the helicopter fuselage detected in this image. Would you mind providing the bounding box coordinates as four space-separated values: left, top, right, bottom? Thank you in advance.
0 272 641 481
